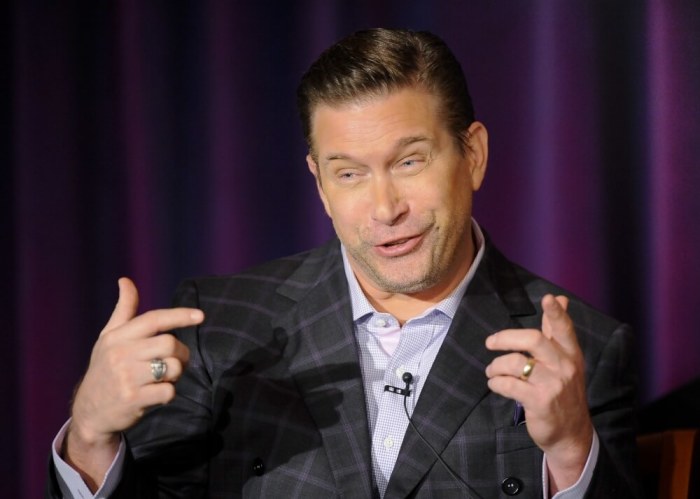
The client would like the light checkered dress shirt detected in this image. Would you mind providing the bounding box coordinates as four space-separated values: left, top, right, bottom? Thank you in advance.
341 222 485 497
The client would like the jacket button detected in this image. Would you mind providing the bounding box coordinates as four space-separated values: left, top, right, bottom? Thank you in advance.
252 458 265 476
501 476 523 495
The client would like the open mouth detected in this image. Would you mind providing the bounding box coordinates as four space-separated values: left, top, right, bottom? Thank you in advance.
382 237 411 247
374 233 424 257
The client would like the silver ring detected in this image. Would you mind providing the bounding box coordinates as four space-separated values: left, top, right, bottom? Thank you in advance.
150 358 167 382
520 357 536 381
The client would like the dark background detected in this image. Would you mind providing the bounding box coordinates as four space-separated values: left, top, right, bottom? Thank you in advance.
4 1 700 496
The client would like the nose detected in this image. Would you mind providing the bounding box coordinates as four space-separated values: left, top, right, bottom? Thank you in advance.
370 176 408 225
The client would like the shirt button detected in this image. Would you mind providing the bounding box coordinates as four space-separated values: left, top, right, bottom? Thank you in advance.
375 318 387 327
383 436 394 449
395 366 406 378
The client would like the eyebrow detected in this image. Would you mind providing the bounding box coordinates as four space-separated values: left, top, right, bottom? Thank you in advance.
322 135 432 165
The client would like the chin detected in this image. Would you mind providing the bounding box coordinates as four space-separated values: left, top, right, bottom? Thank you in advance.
371 269 440 294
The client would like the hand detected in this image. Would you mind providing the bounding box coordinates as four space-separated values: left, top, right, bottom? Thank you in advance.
484 295 593 493
64 277 204 490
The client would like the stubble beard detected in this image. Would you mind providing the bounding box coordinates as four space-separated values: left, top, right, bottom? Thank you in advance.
346 237 449 295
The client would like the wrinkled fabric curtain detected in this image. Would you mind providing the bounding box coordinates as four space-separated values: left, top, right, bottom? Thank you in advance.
4 1 699 496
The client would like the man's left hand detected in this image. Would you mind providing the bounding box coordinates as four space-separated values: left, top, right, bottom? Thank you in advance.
485 294 593 493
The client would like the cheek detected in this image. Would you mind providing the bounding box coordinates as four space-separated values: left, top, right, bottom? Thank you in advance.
411 179 456 212
325 193 365 236
428 179 473 227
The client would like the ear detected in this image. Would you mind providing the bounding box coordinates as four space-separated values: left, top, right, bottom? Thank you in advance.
465 121 488 191
306 154 332 217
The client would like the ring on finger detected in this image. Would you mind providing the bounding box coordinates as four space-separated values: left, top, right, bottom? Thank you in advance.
520 357 536 381
150 358 167 382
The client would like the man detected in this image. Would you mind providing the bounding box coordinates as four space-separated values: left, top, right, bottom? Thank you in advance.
48 29 641 498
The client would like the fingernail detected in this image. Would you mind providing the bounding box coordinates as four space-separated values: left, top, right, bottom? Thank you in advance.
191 310 204 321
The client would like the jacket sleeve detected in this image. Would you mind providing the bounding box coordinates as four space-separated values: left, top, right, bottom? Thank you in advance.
583 323 644 498
45 280 212 499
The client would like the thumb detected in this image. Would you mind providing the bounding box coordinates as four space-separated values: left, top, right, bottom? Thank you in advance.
102 277 139 334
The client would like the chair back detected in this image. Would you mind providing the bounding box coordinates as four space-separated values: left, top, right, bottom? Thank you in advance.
637 429 700 498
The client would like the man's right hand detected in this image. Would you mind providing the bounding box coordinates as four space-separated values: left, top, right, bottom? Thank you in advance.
63 277 204 491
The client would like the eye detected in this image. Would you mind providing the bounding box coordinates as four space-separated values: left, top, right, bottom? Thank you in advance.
395 154 428 175
333 167 365 185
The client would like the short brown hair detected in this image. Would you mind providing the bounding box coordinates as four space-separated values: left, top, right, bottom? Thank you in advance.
297 28 476 158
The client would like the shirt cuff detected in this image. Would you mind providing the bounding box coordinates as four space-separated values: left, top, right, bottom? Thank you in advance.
542 430 599 499
52 419 126 499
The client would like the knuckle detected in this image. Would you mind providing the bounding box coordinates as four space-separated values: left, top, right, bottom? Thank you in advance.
533 333 548 349
550 378 565 396
162 334 178 352
169 360 183 378
121 385 138 405
99 330 119 348
562 363 577 380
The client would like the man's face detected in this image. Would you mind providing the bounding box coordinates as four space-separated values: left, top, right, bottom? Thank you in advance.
307 87 488 299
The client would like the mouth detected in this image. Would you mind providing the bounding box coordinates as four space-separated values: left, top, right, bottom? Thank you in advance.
381 237 412 247
373 233 425 257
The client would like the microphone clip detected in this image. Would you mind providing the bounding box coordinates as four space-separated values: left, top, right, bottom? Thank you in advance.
384 372 414 397
384 384 411 396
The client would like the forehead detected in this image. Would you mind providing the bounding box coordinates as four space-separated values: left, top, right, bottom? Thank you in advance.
309 88 446 157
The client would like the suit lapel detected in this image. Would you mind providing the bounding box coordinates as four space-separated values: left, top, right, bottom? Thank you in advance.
273 242 376 497
385 243 537 497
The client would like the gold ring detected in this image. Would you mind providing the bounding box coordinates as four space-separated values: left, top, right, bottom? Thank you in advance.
520 357 536 381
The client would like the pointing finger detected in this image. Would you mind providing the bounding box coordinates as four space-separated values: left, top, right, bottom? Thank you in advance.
486 328 559 364
117 307 204 340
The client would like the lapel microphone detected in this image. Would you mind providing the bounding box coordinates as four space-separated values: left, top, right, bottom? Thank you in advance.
402 372 413 392
391 371 482 498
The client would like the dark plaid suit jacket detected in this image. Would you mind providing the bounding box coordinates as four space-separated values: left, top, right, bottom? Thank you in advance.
48 238 642 498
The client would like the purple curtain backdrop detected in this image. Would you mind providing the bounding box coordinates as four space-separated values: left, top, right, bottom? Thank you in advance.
4 1 700 497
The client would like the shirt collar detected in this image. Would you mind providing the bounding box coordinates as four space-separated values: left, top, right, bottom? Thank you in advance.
341 218 486 322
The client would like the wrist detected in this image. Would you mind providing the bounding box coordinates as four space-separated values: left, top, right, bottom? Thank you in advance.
63 422 121 493
544 425 593 493
66 416 119 450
